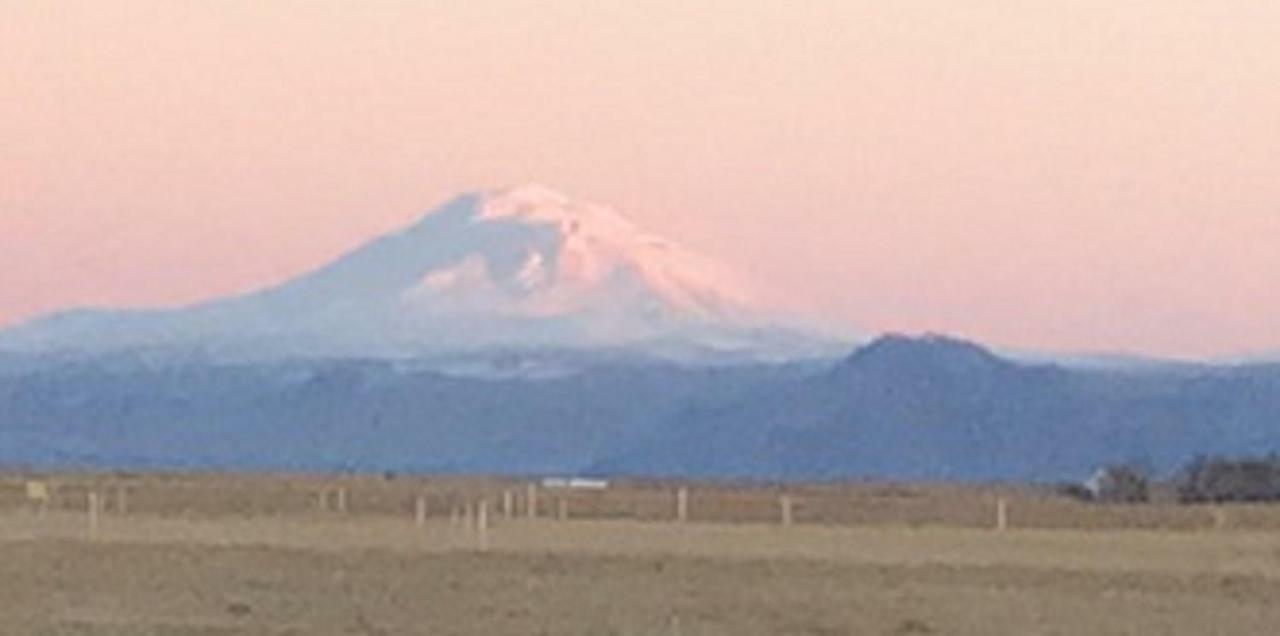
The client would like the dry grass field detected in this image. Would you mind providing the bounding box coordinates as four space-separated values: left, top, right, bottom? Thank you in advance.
7 472 1280 531
3 473 1280 635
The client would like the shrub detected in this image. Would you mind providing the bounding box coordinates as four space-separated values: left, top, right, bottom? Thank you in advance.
1177 455 1280 503
1056 482 1095 502
1087 464 1150 503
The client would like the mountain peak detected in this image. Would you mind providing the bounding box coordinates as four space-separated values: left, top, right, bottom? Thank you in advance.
1 186 840 362
471 184 638 238
408 184 761 322
835 333 1009 377
485 183 572 207
859 333 996 357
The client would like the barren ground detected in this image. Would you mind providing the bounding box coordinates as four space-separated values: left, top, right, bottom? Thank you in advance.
2 474 1279 634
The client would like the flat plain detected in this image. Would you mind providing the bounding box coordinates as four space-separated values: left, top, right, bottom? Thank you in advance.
2 473 1280 635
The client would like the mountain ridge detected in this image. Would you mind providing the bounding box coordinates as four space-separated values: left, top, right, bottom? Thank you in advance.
591 334 1280 480
3 333 1280 481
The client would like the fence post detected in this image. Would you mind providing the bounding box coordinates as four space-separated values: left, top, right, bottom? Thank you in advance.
415 495 427 528
676 487 689 524
995 497 1009 532
87 491 100 542
336 487 348 514
477 500 490 551
780 495 794 527
527 483 538 520
116 485 128 516
1213 507 1228 530
503 490 514 520
26 481 51 516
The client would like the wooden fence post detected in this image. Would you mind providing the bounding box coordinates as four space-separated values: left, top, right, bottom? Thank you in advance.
995 497 1009 532
1213 507 1228 530
477 500 490 551
503 490 514 520
527 483 538 520
780 495 794 527
336 487 348 514
26 481 50 516
676 487 689 524
415 495 427 528
87 491 100 542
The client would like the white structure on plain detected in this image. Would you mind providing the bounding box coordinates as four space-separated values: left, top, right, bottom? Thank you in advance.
1084 469 1106 499
541 477 609 490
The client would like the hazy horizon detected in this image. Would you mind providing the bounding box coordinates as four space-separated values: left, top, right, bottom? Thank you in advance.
4 1 1278 359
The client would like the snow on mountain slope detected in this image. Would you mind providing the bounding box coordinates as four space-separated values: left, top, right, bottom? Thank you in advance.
0 185 845 362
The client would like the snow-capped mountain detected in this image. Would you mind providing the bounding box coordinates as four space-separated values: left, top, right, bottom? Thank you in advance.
1 185 845 364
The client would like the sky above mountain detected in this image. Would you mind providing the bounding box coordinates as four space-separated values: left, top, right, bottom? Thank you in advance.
3 1 1278 358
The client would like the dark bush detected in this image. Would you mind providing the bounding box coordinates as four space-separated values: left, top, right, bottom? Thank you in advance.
1056 482 1095 502
1088 464 1150 503
1177 455 1280 503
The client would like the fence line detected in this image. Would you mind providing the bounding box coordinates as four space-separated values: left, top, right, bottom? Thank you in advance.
4 476 1280 533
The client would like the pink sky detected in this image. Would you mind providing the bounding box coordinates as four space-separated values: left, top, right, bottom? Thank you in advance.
2 1 1278 358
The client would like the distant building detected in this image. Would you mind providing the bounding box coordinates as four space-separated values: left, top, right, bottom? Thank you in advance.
541 477 610 490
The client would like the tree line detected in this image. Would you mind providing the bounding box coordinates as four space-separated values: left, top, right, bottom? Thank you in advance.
1063 454 1280 504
